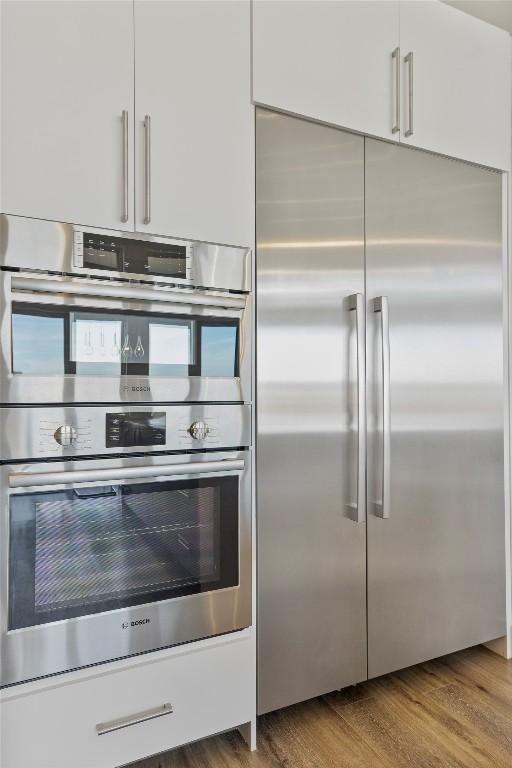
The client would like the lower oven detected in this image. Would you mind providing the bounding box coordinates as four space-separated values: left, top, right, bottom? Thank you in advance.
0 405 251 687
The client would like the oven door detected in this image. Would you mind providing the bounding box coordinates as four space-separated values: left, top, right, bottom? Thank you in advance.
0 272 251 403
1 451 251 687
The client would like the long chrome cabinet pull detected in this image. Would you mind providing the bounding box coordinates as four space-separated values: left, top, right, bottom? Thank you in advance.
348 293 366 523
96 703 173 736
144 114 151 225
121 110 129 223
392 47 400 134
404 51 414 137
373 296 391 519
9 459 245 489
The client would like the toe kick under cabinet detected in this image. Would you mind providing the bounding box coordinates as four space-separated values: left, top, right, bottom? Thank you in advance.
0 632 255 768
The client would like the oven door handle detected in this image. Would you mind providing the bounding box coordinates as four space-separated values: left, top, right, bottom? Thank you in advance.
10 275 246 311
8 458 245 489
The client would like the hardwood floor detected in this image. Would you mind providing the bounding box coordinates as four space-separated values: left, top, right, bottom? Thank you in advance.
129 645 512 768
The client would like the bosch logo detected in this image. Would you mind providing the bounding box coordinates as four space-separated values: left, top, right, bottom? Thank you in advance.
122 618 151 629
122 385 151 393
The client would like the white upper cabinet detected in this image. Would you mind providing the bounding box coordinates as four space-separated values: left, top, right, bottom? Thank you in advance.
134 0 254 247
252 1 400 141
399 0 511 169
0 1 135 230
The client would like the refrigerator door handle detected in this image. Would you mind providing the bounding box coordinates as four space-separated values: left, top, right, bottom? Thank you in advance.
348 293 366 523
373 296 391 519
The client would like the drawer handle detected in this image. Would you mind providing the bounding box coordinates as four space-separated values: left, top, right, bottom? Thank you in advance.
96 702 173 736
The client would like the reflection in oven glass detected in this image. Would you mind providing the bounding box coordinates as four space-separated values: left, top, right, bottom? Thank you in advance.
11 304 239 378
8 477 239 630
12 313 65 374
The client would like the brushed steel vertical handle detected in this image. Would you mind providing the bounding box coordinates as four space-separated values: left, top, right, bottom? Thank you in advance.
121 110 129 223
392 47 400 134
144 114 151 225
405 51 414 137
373 296 390 519
348 293 366 523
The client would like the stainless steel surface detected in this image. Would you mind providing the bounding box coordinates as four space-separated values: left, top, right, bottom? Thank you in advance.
53 424 77 447
405 51 414 137
0 215 252 293
11 274 246 310
256 108 367 715
0 268 252 404
0 404 250 461
365 138 505 678
9 458 245 489
189 420 211 440
121 110 129 223
1 447 252 687
372 296 391 519
392 47 400 134
348 293 366 524
96 703 173 736
144 115 151 225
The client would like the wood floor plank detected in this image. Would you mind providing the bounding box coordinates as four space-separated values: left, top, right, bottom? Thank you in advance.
128 646 512 768
256 697 393 768
428 682 512 768
328 678 489 768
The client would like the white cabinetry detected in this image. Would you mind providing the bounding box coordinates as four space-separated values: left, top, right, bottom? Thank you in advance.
0 1 135 230
0 633 255 768
252 1 400 141
135 1 254 246
0 0 254 246
252 0 511 169
400 0 511 169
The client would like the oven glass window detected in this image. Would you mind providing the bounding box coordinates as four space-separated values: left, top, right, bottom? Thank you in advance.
11 303 239 378
12 312 65 374
8 476 239 630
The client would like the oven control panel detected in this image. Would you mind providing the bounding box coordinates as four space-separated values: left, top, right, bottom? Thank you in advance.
105 412 166 448
3 405 250 460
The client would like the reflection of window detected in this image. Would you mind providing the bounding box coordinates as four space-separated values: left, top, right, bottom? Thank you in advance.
12 313 65 374
149 322 192 366
201 325 237 377
72 318 123 364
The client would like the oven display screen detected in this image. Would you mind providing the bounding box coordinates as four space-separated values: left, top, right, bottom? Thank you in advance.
82 233 188 279
106 412 166 448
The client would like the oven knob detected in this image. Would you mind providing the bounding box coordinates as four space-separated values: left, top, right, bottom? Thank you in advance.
54 425 78 447
188 421 210 440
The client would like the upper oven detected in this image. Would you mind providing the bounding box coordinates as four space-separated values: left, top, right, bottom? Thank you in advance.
0 216 252 404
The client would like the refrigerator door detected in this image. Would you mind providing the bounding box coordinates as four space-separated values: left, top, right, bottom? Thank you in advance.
365 138 506 678
256 109 367 714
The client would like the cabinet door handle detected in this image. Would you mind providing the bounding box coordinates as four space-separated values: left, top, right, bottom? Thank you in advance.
96 703 173 736
404 51 414 137
373 296 391 519
392 47 400 134
121 110 129 223
144 114 151 225
348 293 366 523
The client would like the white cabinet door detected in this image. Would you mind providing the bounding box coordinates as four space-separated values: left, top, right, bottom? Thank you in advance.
134 0 254 247
400 0 511 169
0 1 135 229
252 1 400 141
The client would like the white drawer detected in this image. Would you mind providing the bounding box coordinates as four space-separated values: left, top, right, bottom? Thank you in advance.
0 632 254 768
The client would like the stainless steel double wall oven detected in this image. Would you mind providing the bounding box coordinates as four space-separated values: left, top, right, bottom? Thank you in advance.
0 216 253 687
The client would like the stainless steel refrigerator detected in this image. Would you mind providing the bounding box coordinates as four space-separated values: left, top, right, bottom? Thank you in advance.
256 107 506 714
